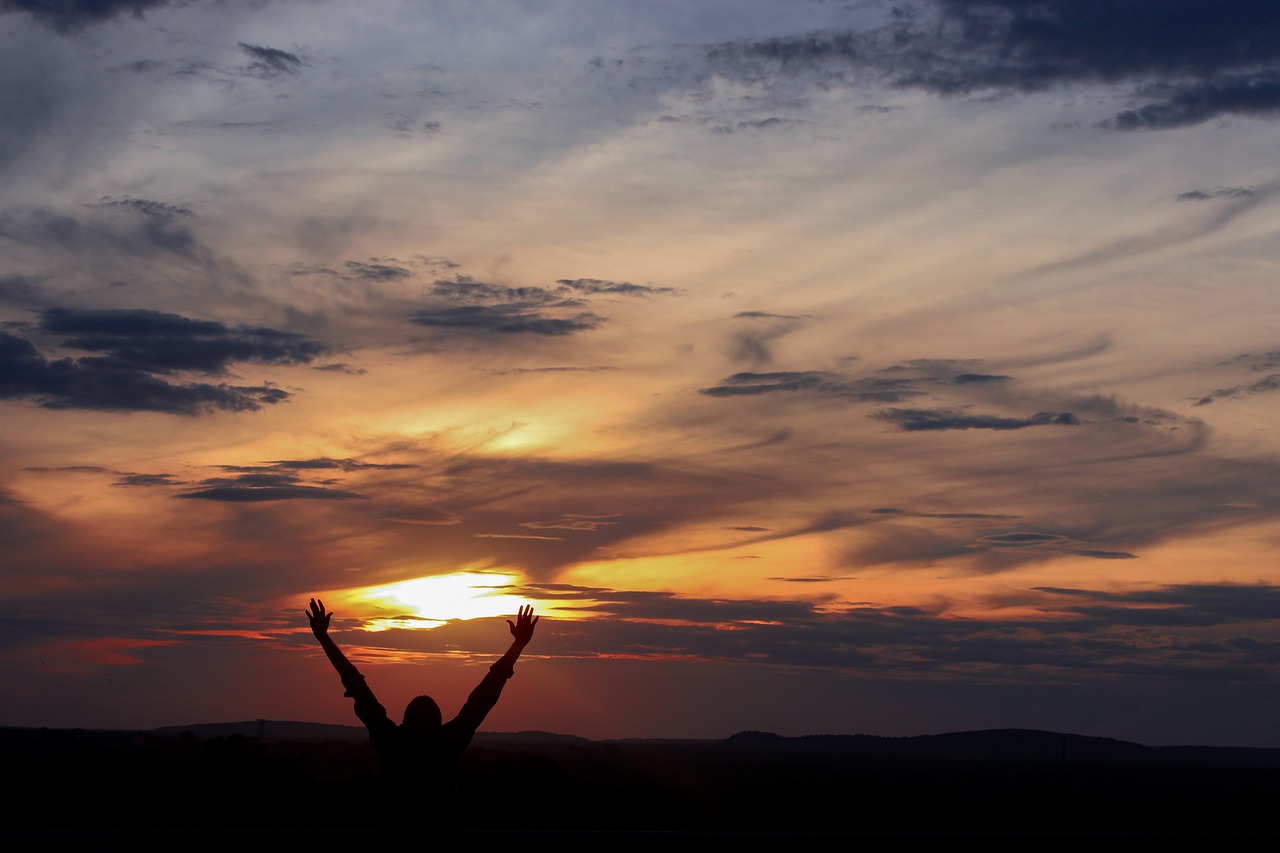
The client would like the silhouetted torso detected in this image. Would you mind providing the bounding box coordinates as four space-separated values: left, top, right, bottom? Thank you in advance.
343 662 512 801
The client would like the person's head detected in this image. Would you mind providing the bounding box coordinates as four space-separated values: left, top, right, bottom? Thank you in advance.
402 695 442 731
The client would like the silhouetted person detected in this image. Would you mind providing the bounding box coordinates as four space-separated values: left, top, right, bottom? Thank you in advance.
306 597 538 818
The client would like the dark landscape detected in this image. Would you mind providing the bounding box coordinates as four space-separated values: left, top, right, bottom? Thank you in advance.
8 723 1280 845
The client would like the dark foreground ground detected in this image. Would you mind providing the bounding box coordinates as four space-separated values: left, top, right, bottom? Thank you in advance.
6 726 1280 848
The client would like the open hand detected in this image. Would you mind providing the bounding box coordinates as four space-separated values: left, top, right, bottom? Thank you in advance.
307 598 332 637
507 605 538 646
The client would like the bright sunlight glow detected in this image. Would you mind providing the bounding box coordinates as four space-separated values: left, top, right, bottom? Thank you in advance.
353 571 528 630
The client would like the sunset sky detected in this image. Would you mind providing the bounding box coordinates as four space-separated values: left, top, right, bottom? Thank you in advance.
4 0 1280 746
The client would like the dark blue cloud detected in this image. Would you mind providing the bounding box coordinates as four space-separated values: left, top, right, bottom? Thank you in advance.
557 278 677 296
1104 72 1280 129
0 308 328 414
701 371 921 402
1195 374 1280 406
0 0 171 33
708 0 1280 130
238 43 303 78
0 331 290 414
39 307 329 374
259 457 418 472
175 467 368 501
873 407 1079 431
1177 186 1257 202
344 261 411 281
411 304 603 335
176 485 366 502
412 275 676 337
413 277 608 336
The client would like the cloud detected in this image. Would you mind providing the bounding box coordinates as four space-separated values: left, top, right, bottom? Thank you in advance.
344 261 412 282
677 354 1234 576
199 458 419 492
701 371 922 402
1032 584 1280 627
711 118 797 134
734 311 802 320
238 43 304 79
557 278 677 296
974 531 1135 559
0 308 329 414
313 363 366 375
871 507 1017 520
0 0 173 33
37 308 330 374
1195 374 1280 405
430 278 566 304
259 458 418 472
872 407 1080 431
0 274 38 305
1177 186 1258 202
881 360 1012 387
725 311 805 368
176 485 366 502
0 203 242 283
113 473 181 487
411 305 603 335
24 466 182 488
1103 73 1280 130
94 197 193 218
952 372 1012 384
411 276 639 337
705 0 1280 130
520 513 620 531
1222 351 1280 372
488 366 617 376
82 196 202 260
38 457 418 502
767 576 853 583
176 469 367 502
0 202 200 261
486 581 1280 679
0 331 291 414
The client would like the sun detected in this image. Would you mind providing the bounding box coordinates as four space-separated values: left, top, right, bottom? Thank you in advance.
348 571 538 630
351 571 526 630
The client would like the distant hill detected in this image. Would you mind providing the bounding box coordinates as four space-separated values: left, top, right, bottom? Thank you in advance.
150 720 589 745
153 720 366 741
723 727 1147 762
720 728 1280 767
144 722 1280 767
474 729 592 745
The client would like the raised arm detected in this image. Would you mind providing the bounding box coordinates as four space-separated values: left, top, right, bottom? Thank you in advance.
495 604 539 675
307 598 361 681
453 606 539 731
306 598 390 731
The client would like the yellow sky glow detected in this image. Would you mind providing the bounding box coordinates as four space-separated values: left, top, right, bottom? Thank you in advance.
346 570 591 630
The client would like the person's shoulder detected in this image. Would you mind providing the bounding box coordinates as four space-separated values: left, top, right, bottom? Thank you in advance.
439 717 480 747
